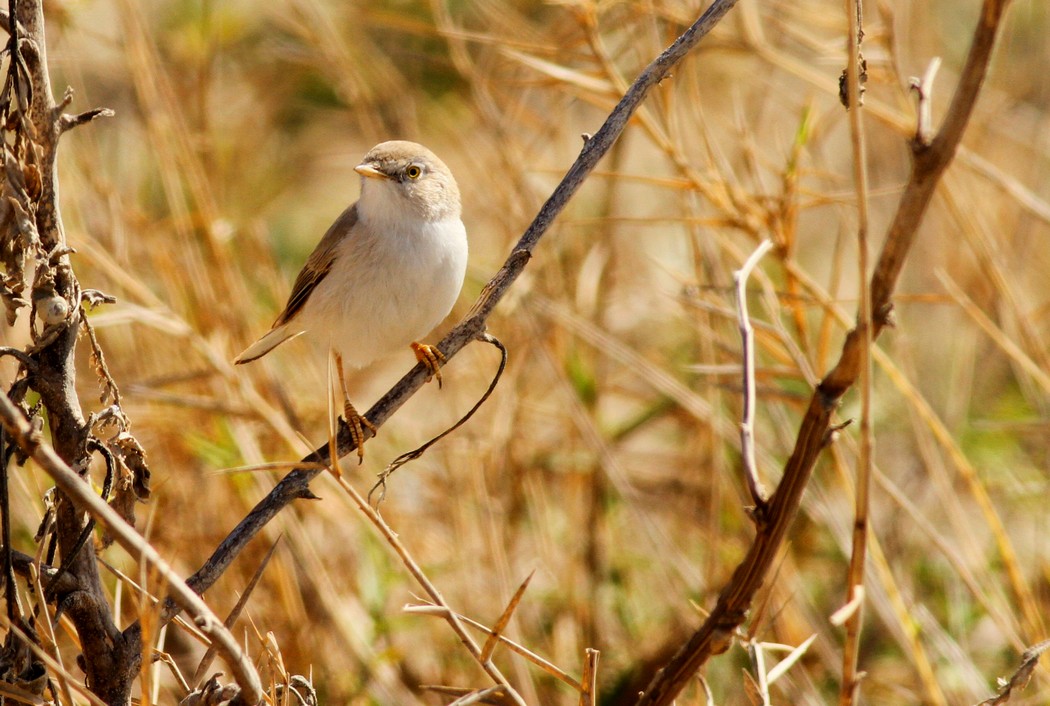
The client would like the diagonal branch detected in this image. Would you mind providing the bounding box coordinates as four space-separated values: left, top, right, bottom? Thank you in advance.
120 0 745 648
634 1 1013 704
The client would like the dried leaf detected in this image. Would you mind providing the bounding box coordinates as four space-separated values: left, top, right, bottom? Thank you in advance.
110 430 152 501
180 674 240 706
1 288 27 325
22 163 40 201
99 430 152 546
978 639 1050 705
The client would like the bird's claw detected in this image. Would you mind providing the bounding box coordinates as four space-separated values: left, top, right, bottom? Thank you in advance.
343 400 377 464
411 341 445 388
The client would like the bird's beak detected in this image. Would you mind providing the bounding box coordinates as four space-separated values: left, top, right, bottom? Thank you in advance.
355 163 390 180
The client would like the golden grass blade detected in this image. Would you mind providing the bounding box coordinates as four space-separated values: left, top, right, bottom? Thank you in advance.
480 570 534 662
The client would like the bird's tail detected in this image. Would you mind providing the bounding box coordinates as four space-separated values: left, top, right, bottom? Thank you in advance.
234 325 303 364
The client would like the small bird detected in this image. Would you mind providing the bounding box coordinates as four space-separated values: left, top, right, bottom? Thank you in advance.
235 140 468 459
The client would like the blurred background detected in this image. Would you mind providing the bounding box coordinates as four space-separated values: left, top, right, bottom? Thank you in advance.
5 0 1050 703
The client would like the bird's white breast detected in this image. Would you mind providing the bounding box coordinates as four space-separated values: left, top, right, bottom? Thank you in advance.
298 202 468 369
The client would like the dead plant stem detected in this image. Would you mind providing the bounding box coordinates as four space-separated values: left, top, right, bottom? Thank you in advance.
734 239 774 508
327 470 527 706
838 0 876 703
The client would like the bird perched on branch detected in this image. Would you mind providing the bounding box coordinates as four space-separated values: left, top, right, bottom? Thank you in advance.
235 140 468 460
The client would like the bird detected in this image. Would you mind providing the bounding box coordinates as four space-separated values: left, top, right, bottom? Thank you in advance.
235 140 468 460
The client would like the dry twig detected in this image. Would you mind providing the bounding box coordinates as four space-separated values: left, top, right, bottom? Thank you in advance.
839 0 875 701
734 239 774 508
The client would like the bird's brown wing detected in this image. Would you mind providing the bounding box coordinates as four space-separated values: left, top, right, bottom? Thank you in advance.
274 203 359 327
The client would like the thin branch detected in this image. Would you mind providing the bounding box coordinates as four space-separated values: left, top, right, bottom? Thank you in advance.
910 58 942 147
733 239 774 509
0 346 37 370
4 546 77 595
634 1 1014 704
370 332 507 504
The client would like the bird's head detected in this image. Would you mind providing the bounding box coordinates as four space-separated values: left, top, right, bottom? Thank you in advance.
355 140 461 223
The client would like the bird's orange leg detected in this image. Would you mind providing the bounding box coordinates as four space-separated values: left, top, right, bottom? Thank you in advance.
335 352 377 463
410 342 446 388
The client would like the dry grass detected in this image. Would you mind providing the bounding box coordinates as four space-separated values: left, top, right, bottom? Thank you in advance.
5 0 1050 703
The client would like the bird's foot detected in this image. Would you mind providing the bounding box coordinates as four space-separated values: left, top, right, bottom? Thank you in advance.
343 399 377 464
411 341 445 388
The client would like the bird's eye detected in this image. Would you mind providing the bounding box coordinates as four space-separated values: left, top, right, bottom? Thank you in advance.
405 165 422 179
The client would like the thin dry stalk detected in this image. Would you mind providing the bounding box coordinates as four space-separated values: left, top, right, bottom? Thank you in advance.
326 469 527 706
765 635 817 685
28 563 77 706
579 648 599 706
838 0 875 702
191 539 281 687
734 239 774 507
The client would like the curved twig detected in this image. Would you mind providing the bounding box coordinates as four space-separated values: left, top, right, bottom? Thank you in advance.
733 239 774 509
0 346 36 370
369 332 508 505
